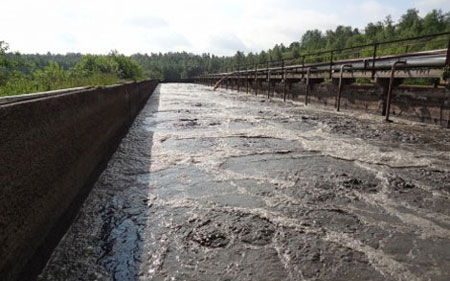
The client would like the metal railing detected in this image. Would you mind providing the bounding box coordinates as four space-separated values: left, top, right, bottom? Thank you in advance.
202 32 450 77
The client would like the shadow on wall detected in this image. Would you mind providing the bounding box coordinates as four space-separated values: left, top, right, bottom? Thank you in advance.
0 80 158 281
36 85 162 281
93 86 162 280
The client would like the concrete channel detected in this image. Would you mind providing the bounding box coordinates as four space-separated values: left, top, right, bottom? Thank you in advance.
0 81 158 281
34 83 450 281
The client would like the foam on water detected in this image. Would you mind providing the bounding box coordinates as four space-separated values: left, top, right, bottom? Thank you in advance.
39 83 450 281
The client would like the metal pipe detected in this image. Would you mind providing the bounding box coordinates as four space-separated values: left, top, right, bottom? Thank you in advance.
202 32 450 80
236 32 450 73
266 62 270 98
246 72 249 94
329 51 334 79
223 32 449 71
293 32 450 63
336 64 352 112
446 36 450 67
254 65 258 96
201 47 448 88
212 50 447 78
281 60 287 102
385 61 406 122
301 56 305 79
237 66 240 92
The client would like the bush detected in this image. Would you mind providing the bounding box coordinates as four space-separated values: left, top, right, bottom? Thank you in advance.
73 51 143 80
109 51 143 80
0 43 144 97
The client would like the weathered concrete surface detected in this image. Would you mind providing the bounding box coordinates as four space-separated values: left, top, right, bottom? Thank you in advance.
40 83 450 281
0 80 158 281
218 80 450 127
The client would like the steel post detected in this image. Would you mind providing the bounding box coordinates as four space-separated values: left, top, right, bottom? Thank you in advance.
336 64 352 112
305 67 312 105
329 51 334 79
254 65 258 96
372 43 378 79
446 37 450 67
237 66 240 92
301 56 305 79
385 61 406 122
246 71 249 94
282 61 287 102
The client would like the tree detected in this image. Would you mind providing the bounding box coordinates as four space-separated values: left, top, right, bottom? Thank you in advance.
383 16 396 40
258 51 268 64
300 30 326 52
270 44 283 61
397 9 422 37
3 7 450 94
74 52 143 80
0 41 10 85
233 51 245 68
422 9 446 34
291 44 300 59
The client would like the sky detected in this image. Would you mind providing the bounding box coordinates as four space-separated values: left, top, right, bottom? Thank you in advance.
1 0 449 56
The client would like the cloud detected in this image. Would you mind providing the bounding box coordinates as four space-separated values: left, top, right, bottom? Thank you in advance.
149 33 192 50
413 0 450 14
57 34 79 51
0 0 449 56
335 0 401 26
361 1 396 20
124 16 168 29
209 34 250 55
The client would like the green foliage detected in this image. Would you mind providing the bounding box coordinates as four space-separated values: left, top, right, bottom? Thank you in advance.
355 78 372 84
442 65 450 80
132 8 449 78
74 52 143 80
132 52 216 81
0 41 8 64
0 47 143 97
270 44 283 61
202 8 449 87
75 54 118 76
0 60 120 97
402 78 439 86
0 42 24 86
0 41 9 86
33 61 67 91
1 8 449 94
108 51 143 79
14 52 83 71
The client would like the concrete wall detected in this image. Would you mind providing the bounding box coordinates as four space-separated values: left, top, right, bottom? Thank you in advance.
217 80 450 127
0 80 159 281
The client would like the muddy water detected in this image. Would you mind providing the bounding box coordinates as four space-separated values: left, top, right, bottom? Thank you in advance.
38 83 450 281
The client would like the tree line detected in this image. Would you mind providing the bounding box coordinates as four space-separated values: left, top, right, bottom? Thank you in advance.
218 9 450 69
0 46 143 97
1 8 449 96
133 9 450 79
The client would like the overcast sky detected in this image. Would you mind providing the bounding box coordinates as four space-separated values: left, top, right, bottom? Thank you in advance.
1 0 449 56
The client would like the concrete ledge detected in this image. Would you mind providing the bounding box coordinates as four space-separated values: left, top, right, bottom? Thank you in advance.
0 80 159 281
0 86 92 106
